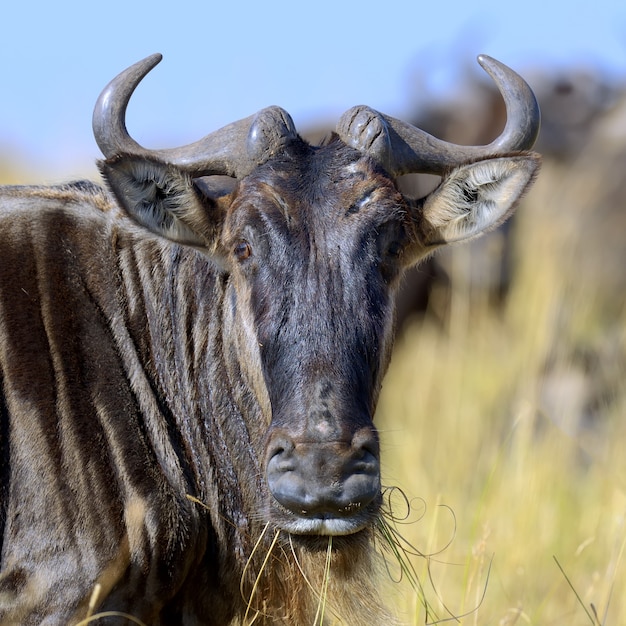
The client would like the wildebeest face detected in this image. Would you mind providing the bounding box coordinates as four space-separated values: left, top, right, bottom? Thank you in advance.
222 139 408 535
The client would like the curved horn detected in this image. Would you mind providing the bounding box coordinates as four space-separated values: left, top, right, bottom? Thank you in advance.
336 55 541 176
93 54 298 178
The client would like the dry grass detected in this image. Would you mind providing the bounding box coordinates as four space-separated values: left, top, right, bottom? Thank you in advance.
377 149 626 623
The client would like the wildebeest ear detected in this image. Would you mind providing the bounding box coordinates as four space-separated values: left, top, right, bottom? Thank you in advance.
99 155 231 253
416 154 541 248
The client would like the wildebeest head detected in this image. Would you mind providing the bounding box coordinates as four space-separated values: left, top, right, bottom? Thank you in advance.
95 54 540 540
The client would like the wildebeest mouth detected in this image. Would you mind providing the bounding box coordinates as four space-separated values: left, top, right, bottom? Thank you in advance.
272 506 380 537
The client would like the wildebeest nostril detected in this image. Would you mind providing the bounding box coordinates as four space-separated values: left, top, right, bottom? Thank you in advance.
351 427 380 460
266 435 294 459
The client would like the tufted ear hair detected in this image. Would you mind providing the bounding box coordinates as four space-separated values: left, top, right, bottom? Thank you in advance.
412 153 540 254
99 155 234 256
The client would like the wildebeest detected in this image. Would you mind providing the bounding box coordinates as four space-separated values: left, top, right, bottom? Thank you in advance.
0 54 540 624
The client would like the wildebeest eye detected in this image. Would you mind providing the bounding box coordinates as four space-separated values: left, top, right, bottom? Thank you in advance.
387 241 403 259
234 241 252 261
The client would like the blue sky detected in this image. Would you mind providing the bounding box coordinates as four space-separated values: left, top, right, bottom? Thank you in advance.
2 0 625 179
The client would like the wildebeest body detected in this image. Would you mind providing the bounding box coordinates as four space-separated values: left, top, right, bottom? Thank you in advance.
0 183 240 621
